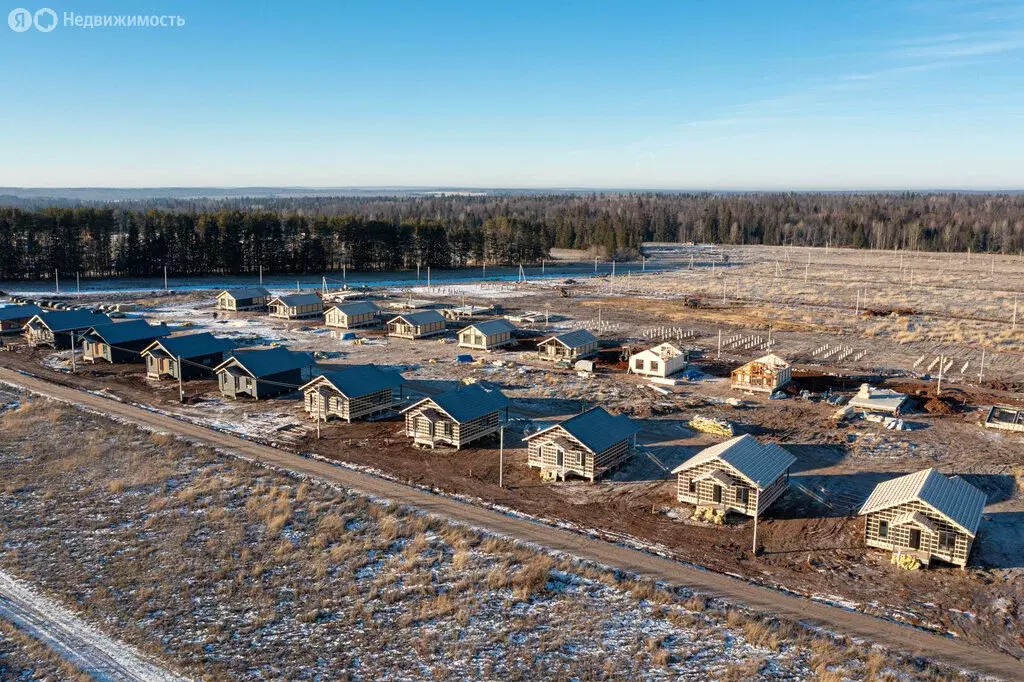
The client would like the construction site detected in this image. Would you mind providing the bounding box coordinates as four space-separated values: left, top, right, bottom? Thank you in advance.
1 243 1023 666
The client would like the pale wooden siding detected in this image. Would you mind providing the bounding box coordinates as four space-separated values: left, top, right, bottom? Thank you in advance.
325 309 377 329
526 426 631 482
457 329 512 350
388 319 446 339
269 301 323 319
863 500 973 567
675 458 790 517
304 386 393 422
537 339 598 361
403 404 500 449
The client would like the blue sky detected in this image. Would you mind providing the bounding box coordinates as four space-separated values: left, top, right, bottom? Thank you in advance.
2 0 1023 189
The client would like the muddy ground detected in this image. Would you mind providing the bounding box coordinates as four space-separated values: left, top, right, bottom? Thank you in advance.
2 245 1023 662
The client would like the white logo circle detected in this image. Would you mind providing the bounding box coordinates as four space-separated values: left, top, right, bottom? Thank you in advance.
33 7 56 32
7 7 32 32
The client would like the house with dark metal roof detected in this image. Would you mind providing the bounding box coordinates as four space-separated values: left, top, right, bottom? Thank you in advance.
401 384 509 449
457 319 517 351
301 365 405 423
324 301 381 329
537 329 598 362
268 292 324 320
216 287 270 311
82 319 170 364
859 468 987 568
525 406 640 482
23 310 114 349
141 332 236 381
671 435 796 517
387 310 447 340
0 304 42 334
214 346 311 400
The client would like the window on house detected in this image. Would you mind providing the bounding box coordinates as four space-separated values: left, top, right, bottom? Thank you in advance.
938 531 956 550
574 451 583 466
735 487 749 504
650 360 660 372
634 358 644 370
687 479 697 493
877 520 888 538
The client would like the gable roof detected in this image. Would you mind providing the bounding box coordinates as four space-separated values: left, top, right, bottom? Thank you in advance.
271 293 322 307
219 287 270 300
635 342 684 360
214 346 310 378
327 301 380 317
142 332 235 359
85 319 170 345
28 310 113 332
388 310 446 326
402 384 509 423
539 329 598 349
671 434 797 489
0 304 42 321
301 364 404 398
737 353 790 370
858 468 987 536
526 406 639 454
460 319 516 336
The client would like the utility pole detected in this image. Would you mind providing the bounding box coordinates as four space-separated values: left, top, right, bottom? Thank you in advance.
717 329 722 360
498 425 505 488
70 332 77 373
642 256 646 271
164 265 168 290
752 508 759 555
855 289 860 317
979 348 986 384
427 267 431 289
55 269 59 294
178 356 185 403
594 257 598 274
259 265 263 285
76 272 81 293
1013 296 1018 332
937 354 944 395
542 258 545 275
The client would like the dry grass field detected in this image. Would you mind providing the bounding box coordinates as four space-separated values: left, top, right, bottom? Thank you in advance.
0 396 977 681
0 618 91 681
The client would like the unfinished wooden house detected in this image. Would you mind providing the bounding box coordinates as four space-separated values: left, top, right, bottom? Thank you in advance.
23 310 113 349
216 287 270 312
730 353 791 393
268 292 324 320
671 435 796 517
141 332 236 381
525 407 640 482
386 310 447 340
629 342 687 378
848 383 909 415
83 319 170 364
324 301 381 329
214 346 310 400
457 319 517 351
401 384 509 450
983 405 1024 433
0 304 41 334
859 468 986 568
301 365 404 423
536 329 599 363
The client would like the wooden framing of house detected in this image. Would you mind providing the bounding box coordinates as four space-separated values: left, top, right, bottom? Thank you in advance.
859 468 986 568
214 347 308 400
536 329 599 362
671 435 796 517
525 407 640 482
140 333 235 381
730 353 791 393
386 310 447 340
324 301 380 329
0 304 41 334
23 311 114 349
216 287 270 312
82 319 170 364
300 365 404 423
628 342 687 378
268 293 324 320
457 319 516 351
401 384 509 450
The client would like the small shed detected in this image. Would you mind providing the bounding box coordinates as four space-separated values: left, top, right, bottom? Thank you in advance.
629 342 687 378
0 304 42 334
401 384 509 449
671 435 796 517
83 319 170 364
141 332 236 380
324 301 380 329
214 346 310 400
525 407 640 482
23 310 114 349
216 287 270 312
268 292 324 320
849 383 909 415
859 468 986 568
730 353 792 393
537 329 599 362
457 319 517 351
301 365 404 423
387 310 447 340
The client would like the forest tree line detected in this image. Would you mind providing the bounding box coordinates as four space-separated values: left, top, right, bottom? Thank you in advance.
1 191 1023 280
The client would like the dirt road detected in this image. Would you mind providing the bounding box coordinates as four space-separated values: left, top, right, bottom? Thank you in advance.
0 568 184 682
1 367 1021 680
